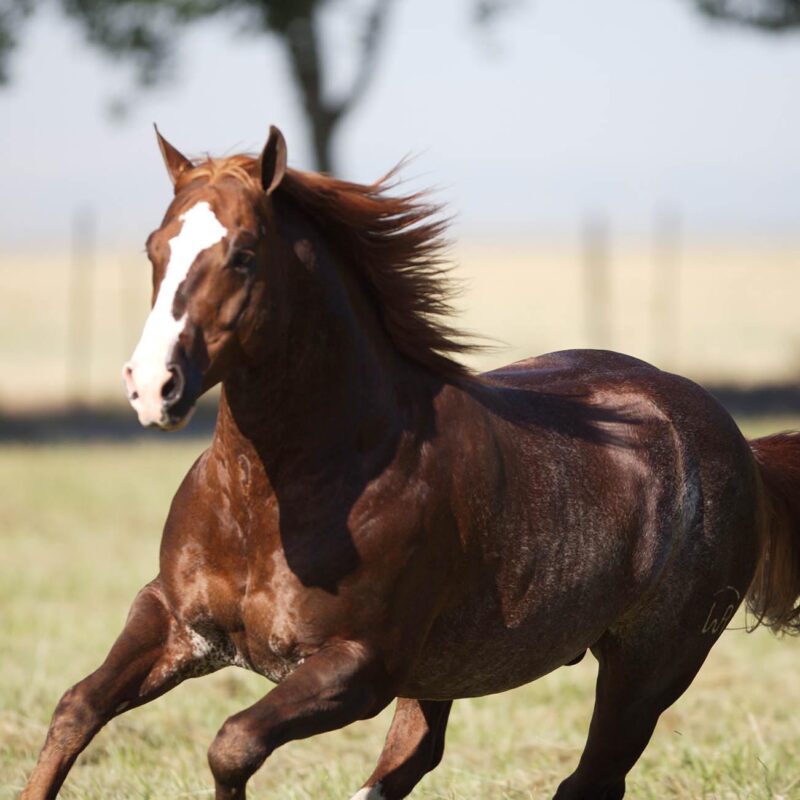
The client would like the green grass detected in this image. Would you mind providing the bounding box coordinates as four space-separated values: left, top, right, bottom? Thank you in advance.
4 421 800 799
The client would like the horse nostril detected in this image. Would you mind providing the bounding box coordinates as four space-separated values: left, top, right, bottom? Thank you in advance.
162 364 185 407
123 363 139 401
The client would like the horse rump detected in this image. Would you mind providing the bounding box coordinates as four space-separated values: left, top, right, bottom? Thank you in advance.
749 431 800 633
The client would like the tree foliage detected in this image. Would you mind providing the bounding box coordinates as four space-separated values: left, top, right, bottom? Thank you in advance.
1 0 519 172
0 0 402 172
0 0 34 83
2 1 798 173
62 0 398 172
694 0 800 31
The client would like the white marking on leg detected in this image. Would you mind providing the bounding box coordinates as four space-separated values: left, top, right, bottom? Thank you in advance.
124 201 227 426
350 785 385 800
187 627 250 671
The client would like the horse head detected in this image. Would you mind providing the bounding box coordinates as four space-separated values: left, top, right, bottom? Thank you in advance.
123 126 288 429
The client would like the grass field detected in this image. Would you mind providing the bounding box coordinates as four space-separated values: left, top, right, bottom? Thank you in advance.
4 417 800 799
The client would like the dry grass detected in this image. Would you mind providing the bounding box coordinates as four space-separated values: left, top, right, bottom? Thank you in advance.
3 420 800 799
0 248 149 409
454 240 800 383
2 240 799 409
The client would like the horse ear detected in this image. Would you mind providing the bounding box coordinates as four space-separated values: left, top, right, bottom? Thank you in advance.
154 124 192 187
259 125 287 195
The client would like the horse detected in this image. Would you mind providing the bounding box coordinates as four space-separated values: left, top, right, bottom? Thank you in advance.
20 126 800 800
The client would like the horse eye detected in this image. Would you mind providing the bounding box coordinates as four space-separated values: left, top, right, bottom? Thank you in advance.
229 250 255 272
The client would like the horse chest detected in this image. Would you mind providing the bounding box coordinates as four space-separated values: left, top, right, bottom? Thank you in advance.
163 541 315 684
177 594 310 685
240 588 312 683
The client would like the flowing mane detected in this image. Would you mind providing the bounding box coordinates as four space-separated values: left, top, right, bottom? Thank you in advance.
179 155 479 381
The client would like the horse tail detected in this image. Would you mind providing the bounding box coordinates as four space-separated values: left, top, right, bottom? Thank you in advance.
748 432 800 633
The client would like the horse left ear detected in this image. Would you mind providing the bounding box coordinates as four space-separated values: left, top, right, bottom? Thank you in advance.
154 124 192 187
260 126 287 195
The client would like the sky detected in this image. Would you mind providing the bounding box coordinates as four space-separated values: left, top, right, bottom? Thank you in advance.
1 0 800 250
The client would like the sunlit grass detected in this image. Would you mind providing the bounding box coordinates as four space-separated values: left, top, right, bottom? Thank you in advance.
3 421 800 798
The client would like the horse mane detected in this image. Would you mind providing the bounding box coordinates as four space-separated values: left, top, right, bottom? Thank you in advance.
179 155 479 381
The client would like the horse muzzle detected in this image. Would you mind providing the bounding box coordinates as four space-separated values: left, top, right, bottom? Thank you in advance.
122 351 203 430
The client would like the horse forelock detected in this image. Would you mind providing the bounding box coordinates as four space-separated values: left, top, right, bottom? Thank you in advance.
174 155 261 194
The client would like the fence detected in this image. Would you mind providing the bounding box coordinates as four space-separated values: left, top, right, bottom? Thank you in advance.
1 219 798 410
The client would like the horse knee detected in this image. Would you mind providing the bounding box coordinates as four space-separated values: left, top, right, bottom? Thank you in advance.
208 715 271 787
47 682 103 747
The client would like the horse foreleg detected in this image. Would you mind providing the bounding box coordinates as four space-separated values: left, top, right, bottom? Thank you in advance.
350 698 452 800
207 641 393 800
20 579 213 800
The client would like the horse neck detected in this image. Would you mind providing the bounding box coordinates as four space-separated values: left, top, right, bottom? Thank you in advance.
214 214 435 469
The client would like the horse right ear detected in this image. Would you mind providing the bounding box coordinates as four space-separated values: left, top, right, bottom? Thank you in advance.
154 124 192 187
260 126 288 195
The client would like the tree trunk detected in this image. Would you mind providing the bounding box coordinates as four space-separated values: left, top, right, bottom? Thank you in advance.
281 13 339 174
309 110 336 174
279 0 393 175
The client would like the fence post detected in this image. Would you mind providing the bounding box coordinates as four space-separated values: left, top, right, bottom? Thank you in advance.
67 208 95 404
582 215 611 349
652 206 681 370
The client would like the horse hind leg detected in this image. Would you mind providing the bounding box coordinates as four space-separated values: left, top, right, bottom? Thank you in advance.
350 698 452 800
553 626 719 800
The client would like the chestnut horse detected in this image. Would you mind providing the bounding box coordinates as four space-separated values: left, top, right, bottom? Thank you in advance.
21 127 800 800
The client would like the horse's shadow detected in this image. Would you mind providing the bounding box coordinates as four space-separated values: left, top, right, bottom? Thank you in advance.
230 374 642 594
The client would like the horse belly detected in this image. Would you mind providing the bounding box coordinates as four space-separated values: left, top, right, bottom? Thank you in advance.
401 592 613 700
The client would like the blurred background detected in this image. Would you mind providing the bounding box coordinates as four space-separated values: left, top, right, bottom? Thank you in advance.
2 0 800 426
5 3 800 798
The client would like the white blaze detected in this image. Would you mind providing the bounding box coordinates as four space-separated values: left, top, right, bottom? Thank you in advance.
124 201 227 426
